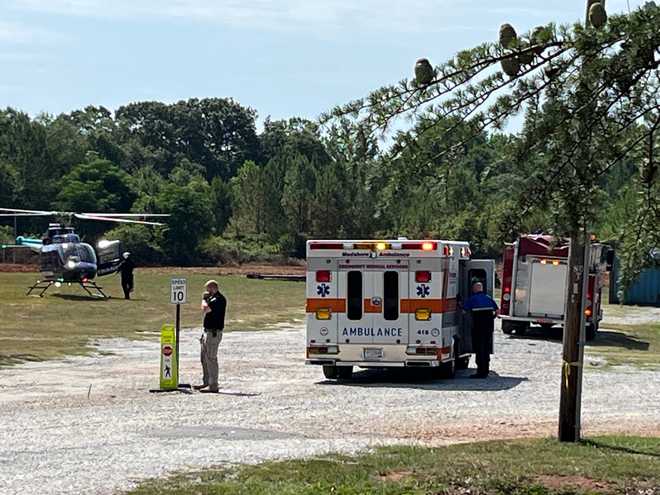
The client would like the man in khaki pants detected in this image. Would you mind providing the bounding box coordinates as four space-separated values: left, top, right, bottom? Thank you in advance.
194 280 227 393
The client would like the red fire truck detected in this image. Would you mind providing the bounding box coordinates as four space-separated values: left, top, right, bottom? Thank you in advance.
499 235 610 340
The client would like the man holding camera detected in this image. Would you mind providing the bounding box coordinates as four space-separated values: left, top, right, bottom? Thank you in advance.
194 280 227 393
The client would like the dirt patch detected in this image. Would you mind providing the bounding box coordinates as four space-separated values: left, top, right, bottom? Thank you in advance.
536 475 614 493
0 263 307 275
0 263 37 272
377 469 415 482
141 263 306 276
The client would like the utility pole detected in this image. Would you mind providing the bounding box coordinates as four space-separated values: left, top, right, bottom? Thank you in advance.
558 0 603 443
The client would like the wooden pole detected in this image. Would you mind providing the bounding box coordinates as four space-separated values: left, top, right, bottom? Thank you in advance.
559 230 585 441
558 0 604 442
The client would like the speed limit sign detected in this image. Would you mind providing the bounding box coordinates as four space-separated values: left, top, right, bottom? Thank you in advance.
170 278 188 304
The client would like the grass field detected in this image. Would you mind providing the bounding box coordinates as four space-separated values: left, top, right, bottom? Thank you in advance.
129 436 660 495
589 321 660 370
0 270 305 367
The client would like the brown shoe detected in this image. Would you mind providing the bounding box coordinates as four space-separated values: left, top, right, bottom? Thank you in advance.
193 384 209 390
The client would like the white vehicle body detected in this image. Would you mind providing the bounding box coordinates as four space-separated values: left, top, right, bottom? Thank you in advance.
305 239 495 378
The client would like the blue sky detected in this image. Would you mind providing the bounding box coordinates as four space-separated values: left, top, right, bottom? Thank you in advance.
0 0 645 124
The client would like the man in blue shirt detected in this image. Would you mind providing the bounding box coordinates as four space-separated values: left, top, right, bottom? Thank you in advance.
463 282 498 378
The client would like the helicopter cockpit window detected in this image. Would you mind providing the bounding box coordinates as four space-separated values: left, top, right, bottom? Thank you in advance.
60 243 97 264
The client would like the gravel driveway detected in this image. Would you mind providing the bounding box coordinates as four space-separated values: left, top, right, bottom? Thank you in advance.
1 320 659 495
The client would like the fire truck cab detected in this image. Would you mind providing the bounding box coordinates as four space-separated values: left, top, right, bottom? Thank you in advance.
305 239 495 380
500 235 610 340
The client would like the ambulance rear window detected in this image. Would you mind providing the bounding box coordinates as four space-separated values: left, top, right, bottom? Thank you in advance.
384 271 399 320
347 271 362 320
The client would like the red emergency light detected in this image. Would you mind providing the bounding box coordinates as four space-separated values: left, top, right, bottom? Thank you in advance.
415 271 432 283
316 270 331 282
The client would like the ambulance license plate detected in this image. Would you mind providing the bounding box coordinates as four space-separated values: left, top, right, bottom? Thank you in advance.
364 348 383 360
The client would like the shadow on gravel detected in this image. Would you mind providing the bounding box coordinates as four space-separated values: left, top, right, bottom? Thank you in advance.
504 327 650 351
317 369 527 391
505 326 563 341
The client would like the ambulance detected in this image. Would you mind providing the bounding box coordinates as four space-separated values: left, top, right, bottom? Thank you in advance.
499 235 611 340
305 239 495 380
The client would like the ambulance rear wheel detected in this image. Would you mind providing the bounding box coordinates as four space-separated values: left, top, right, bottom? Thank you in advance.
337 366 354 380
435 360 456 379
502 321 515 335
323 365 338 379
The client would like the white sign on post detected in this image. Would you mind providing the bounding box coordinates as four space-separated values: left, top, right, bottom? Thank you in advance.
170 278 188 304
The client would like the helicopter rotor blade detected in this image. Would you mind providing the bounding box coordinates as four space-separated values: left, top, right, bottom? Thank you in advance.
0 213 56 217
0 207 59 215
81 213 170 217
74 213 166 226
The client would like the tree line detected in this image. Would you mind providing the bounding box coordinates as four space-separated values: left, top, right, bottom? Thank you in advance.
0 95 643 266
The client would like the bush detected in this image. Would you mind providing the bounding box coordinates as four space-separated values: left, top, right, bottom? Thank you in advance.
103 224 165 265
200 235 284 265
0 225 14 245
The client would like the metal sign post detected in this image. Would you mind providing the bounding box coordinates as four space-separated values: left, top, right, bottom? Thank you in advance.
170 278 190 389
150 278 191 393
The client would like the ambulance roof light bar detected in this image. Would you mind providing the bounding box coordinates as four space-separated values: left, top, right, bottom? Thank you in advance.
309 241 438 251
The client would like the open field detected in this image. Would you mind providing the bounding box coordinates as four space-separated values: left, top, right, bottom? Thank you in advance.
0 270 305 367
130 436 660 495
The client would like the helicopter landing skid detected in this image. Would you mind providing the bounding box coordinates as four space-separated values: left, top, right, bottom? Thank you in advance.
26 280 109 299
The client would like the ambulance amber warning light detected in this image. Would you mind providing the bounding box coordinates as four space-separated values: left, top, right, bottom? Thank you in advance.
415 308 432 321
316 308 331 320
422 242 434 251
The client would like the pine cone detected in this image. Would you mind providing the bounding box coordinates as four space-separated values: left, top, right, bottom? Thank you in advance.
499 24 517 49
415 58 434 86
640 159 657 185
501 57 521 77
589 2 607 28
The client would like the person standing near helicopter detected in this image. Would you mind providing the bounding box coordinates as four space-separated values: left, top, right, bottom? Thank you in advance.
119 252 135 299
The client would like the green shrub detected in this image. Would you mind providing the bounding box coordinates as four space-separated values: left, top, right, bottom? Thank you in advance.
0 225 14 245
200 235 284 265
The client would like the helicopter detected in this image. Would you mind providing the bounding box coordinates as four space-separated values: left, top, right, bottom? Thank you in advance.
0 207 168 298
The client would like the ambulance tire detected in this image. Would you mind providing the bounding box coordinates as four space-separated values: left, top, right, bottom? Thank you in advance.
323 365 338 379
435 359 456 380
337 366 354 380
502 321 515 335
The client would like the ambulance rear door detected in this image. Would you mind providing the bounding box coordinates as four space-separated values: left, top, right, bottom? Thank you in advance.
337 267 372 344
369 265 409 346
459 259 496 353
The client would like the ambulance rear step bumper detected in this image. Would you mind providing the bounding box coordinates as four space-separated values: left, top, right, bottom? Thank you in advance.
306 360 440 368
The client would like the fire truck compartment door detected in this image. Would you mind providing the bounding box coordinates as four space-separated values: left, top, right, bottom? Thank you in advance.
459 259 496 354
528 260 567 318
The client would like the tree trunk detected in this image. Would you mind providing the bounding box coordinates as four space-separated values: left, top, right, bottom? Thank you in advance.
558 229 586 442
